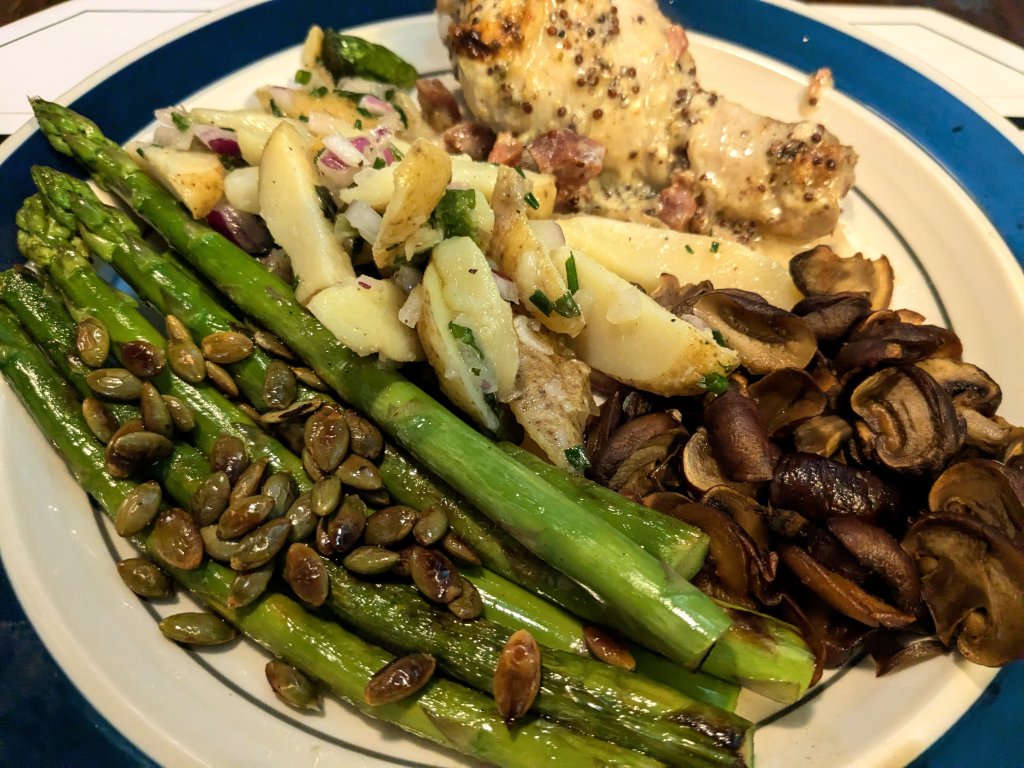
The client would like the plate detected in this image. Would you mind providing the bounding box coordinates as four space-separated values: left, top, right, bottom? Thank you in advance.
1 0 1023 766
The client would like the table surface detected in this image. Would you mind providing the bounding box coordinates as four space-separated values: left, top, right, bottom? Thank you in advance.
0 2 1023 767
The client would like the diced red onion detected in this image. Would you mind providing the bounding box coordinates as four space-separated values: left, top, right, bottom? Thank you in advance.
323 134 366 168
492 270 520 304
345 200 382 243
194 125 240 156
350 136 372 154
337 76 391 99
398 286 424 328
207 204 275 254
359 94 396 118
316 153 358 189
264 86 297 114
528 220 566 251
380 146 396 165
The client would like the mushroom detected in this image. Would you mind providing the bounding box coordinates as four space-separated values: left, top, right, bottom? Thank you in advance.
835 313 963 374
703 389 778 482
915 357 1002 416
850 365 965 475
649 275 714 316
793 414 853 457
928 458 1024 544
902 513 1024 666
791 292 872 343
959 407 1015 455
866 633 948 676
681 427 759 496
591 410 680 485
826 516 921 612
608 427 688 498
770 451 900 523
789 245 894 311
748 368 827 436
692 289 817 374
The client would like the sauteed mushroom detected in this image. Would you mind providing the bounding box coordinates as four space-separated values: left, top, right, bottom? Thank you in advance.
771 452 899 523
928 459 1024 544
791 292 872 343
748 368 827 436
916 357 1002 416
704 389 778 482
789 245 894 311
792 415 852 457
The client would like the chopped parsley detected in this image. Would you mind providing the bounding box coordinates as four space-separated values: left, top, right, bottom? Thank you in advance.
710 241 720 253
565 252 579 294
430 188 478 239
564 445 591 472
523 191 540 210
298 114 309 123
354 118 363 130
294 69 312 85
373 156 387 170
170 112 190 131
698 371 730 396
448 322 482 355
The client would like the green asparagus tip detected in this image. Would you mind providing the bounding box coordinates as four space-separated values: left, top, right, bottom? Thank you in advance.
30 97 117 158
15 194 80 266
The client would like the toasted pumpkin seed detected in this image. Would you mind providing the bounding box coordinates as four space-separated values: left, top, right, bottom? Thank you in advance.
201 331 254 364
230 457 270 503
121 339 165 378
227 562 275 608
301 447 324 481
336 454 382 490
262 397 322 426
191 471 232 526
231 518 291 571
343 546 401 575
263 359 297 410
254 330 296 361
358 487 392 507
442 531 482 566
106 430 174 477
364 505 418 547
311 476 342 518
344 409 384 459
391 545 414 578
258 248 294 284
262 472 296 519
494 630 541 723
218 495 274 539
316 495 368 557
582 626 636 671
165 314 192 342
140 381 173 438
167 337 206 383
237 402 266 429
284 492 317 542
292 366 328 391
116 557 174 599
205 360 239 397
304 405 350 473
162 395 195 431
283 543 329 606
266 660 322 711
76 316 110 368
409 545 462 604
413 505 449 547
200 524 243 561
276 420 307 454
114 480 162 536
82 397 118 443
86 367 144 401
210 433 249 482
364 653 436 706
159 612 237 646
447 577 483 621
151 507 204 570
104 419 145 476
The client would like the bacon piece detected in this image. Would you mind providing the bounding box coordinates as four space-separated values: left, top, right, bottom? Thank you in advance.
415 78 462 132
488 131 524 166
443 122 497 161
656 173 698 231
667 23 689 60
525 129 605 209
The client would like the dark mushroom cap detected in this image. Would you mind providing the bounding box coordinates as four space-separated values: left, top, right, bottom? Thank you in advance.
682 428 759 496
692 289 817 374
792 414 853 457
748 368 827 437
916 357 1002 416
835 312 963 374
703 389 778 482
592 411 680 485
903 513 1024 666
928 458 1024 545
850 365 965 475
791 292 873 343
826 516 921 612
789 245 894 311
770 451 900 523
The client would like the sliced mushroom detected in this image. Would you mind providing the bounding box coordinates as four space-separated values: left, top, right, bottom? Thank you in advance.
767 505 869 583
835 312 963 374
703 389 778 482
789 245 894 311
793 415 853 457
649 275 714 316
865 632 948 676
778 590 872 677
771 452 900 523
791 292 872 343
959 408 1015 455
591 411 680 485
903 513 1024 666
928 458 1024 544
916 357 1001 416
681 427 759 496
826 516 921 612
850 365 965 475
748 368 827 437
608 427 688 498
692 289 817 374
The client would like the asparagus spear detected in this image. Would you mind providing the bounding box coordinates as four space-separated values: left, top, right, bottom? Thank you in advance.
0 304 663 768
31 99 733 669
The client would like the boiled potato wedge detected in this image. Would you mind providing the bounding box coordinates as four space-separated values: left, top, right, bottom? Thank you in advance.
562 248 739 396
557 215 803 310
190 108 308 166
127 143 224 219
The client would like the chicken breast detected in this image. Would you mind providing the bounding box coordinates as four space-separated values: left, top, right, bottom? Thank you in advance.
438 0 857 240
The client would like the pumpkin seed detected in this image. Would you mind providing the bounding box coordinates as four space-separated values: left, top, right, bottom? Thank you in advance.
237 402 266 429
292 366 328 391
258 248 294 284
162 395 195 432
201 331 254 364
304 405 350 473
343 546 401 576
167 337 206 383
336 454 382 490
151 507 204 570
210 433 249 482
261 397 322 426
276 420 307 454
413 505 449 547
116 557 173 599
364 653 436 706
358 487 392 507
442 531 482 566
140 381 173 438
121 339 165 378
191 471 232 526
75 316 110 368
301 447 324 482
582 626 636 670
391 545 414 578
364 505 418 547
263 359 297 410
82 397 118 443
447 577 483 621
284 493 317 542
262 472 296 519
200 524 243 561
205 360 239 397
254 330 296 361
266 660 322 711
231 518 291 571
114 480 162 536
227 562 275 608
218 495 274 539
86 367 143 401
230 457 270 503
283 543 329 607
106 430 174 477
311 476 343 517
316 495 367 557
409 545 462 604
165 314 192 342
493 630 541 723
159 612 237 646
344 409 384 459
103 419 145 476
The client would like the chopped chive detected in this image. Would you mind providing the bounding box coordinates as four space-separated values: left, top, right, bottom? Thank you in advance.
514 166 526 178
269 99 283 117
393 103 409 128
354 118 363 130
311 86 328 99
711 241 720 253
523 191 540 210
357 106 372 118
390 145 404 161
298 114 309 123
699 371 730 396
294 69 312 85
170 112 190 131
552 291 581 318
712 329 728 347
565 252 579 294
373 157 386 170
685 244 694 254
529 289 553 316
564 445 591 472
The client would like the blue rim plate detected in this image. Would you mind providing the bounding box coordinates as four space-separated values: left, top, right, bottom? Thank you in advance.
0 1 1022 766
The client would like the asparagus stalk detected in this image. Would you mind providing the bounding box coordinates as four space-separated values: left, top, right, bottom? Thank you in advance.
0 304 662 768
31 100 733 668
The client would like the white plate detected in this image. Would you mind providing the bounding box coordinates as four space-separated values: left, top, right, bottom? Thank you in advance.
1 1 1022 766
